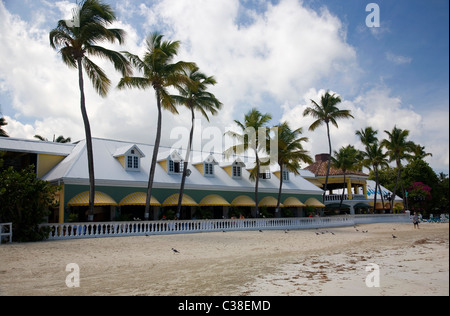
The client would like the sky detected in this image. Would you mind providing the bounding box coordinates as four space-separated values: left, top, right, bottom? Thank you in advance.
0 0 448 174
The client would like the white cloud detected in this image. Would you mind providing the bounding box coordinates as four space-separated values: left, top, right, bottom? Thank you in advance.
386 52 412 65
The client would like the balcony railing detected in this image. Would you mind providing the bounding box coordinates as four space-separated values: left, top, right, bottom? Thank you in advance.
325 194 367 201
39 213 410 241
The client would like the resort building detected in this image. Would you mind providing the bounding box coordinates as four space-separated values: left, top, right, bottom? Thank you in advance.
304 153 403 214
1 137 325 223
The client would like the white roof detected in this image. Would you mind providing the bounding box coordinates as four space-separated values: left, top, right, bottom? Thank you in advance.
0 137 74 156
366 180 403 202
42 137 323 195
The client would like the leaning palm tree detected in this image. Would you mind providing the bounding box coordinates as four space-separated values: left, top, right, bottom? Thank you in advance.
303 91 354 200
225 108 272 217
331 145 359 210
381 126 415 213
273 122 313 214
118 32 195 219
50 0 131 221
171 67 222 218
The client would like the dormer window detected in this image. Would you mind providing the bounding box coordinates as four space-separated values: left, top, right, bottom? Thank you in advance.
259 170 271 179
232 165 241 178
169 159 184 173
282 170 289 182
113 144 145 172
166 150 184 174
204 162 214 176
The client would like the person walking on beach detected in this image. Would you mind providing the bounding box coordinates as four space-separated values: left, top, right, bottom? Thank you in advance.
412 212 420 229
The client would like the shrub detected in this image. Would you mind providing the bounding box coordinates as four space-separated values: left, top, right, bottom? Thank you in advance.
0 166 58 242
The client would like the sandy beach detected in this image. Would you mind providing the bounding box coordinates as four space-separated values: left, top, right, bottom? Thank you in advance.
0 222 448 296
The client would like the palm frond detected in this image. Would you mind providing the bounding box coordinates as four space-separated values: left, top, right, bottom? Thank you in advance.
82 57 110 97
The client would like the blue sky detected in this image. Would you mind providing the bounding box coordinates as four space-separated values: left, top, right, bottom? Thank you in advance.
0 0 448 174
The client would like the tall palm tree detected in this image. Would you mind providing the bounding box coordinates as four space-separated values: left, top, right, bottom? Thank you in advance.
50 0 131 221
381 126 415 213
225 108 272 217
171 67 222 218
0 117 8 137
331 145 359 210
273 122 313 214
411 144 432 161
303 91 354 200
363 142 389 211
118 32 195 219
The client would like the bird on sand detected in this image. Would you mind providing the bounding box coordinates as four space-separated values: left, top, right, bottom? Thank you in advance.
259 230 263 232
392 234 397 239
171 248 180 253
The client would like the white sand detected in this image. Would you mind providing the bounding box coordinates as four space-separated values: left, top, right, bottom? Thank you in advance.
0 222 448 296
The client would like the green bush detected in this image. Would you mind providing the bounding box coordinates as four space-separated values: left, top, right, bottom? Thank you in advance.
0 166 58 242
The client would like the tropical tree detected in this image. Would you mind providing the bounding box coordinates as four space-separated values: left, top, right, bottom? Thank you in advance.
50 0 131 221
171 66 222 217
331 145 359 210
225 108 272 217
34 134 72 143
0 117 8 137
356 127 389 212
381 126 415 213
118 32 195 219
273 122 313 214
303 91 354 200
411 143 432 161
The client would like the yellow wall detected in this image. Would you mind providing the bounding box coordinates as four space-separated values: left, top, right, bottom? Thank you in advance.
223 166 232 177
159 160 168 172
116 156 125 168
193 163 204 175
37 154 66 178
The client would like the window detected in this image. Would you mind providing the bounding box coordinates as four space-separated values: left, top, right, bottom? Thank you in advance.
232 165 241 178
169 159 183 174
282 170 289 182
259 171 271 179
127 155 139 170
204 163 214 176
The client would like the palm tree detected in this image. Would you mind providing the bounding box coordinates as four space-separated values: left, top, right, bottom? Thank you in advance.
0 117 9 137
359 141 389 211
50 0 131 221
303 91 354 200
411 143 432 161
171 67 222 218
273 122 313 214
34 135 72 143
118 32 195 219
381 126 415 213
225 108 272 217
331 145 359 210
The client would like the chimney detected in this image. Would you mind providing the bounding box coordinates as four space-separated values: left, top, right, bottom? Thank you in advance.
315 153 330 162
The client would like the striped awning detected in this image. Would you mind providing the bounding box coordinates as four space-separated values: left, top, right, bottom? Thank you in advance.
67 191 117 206
119 192 160 206
231 195 256 207
258 196 282 207
283 197 306 207
162 194 198 206
199 194 230 206
304 197 325 207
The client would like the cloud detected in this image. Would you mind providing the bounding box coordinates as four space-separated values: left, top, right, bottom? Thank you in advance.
386 52 412 65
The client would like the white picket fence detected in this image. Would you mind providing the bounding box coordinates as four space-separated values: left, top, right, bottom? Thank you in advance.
40 213 411 241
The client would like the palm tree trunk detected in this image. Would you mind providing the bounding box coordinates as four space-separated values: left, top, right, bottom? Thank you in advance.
177 107 195 218
145 89 162 220
255 150 260 218
373 166 379 213
77 58 95 222
324 122 332 201
276 163 283 216
390 160 402 214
